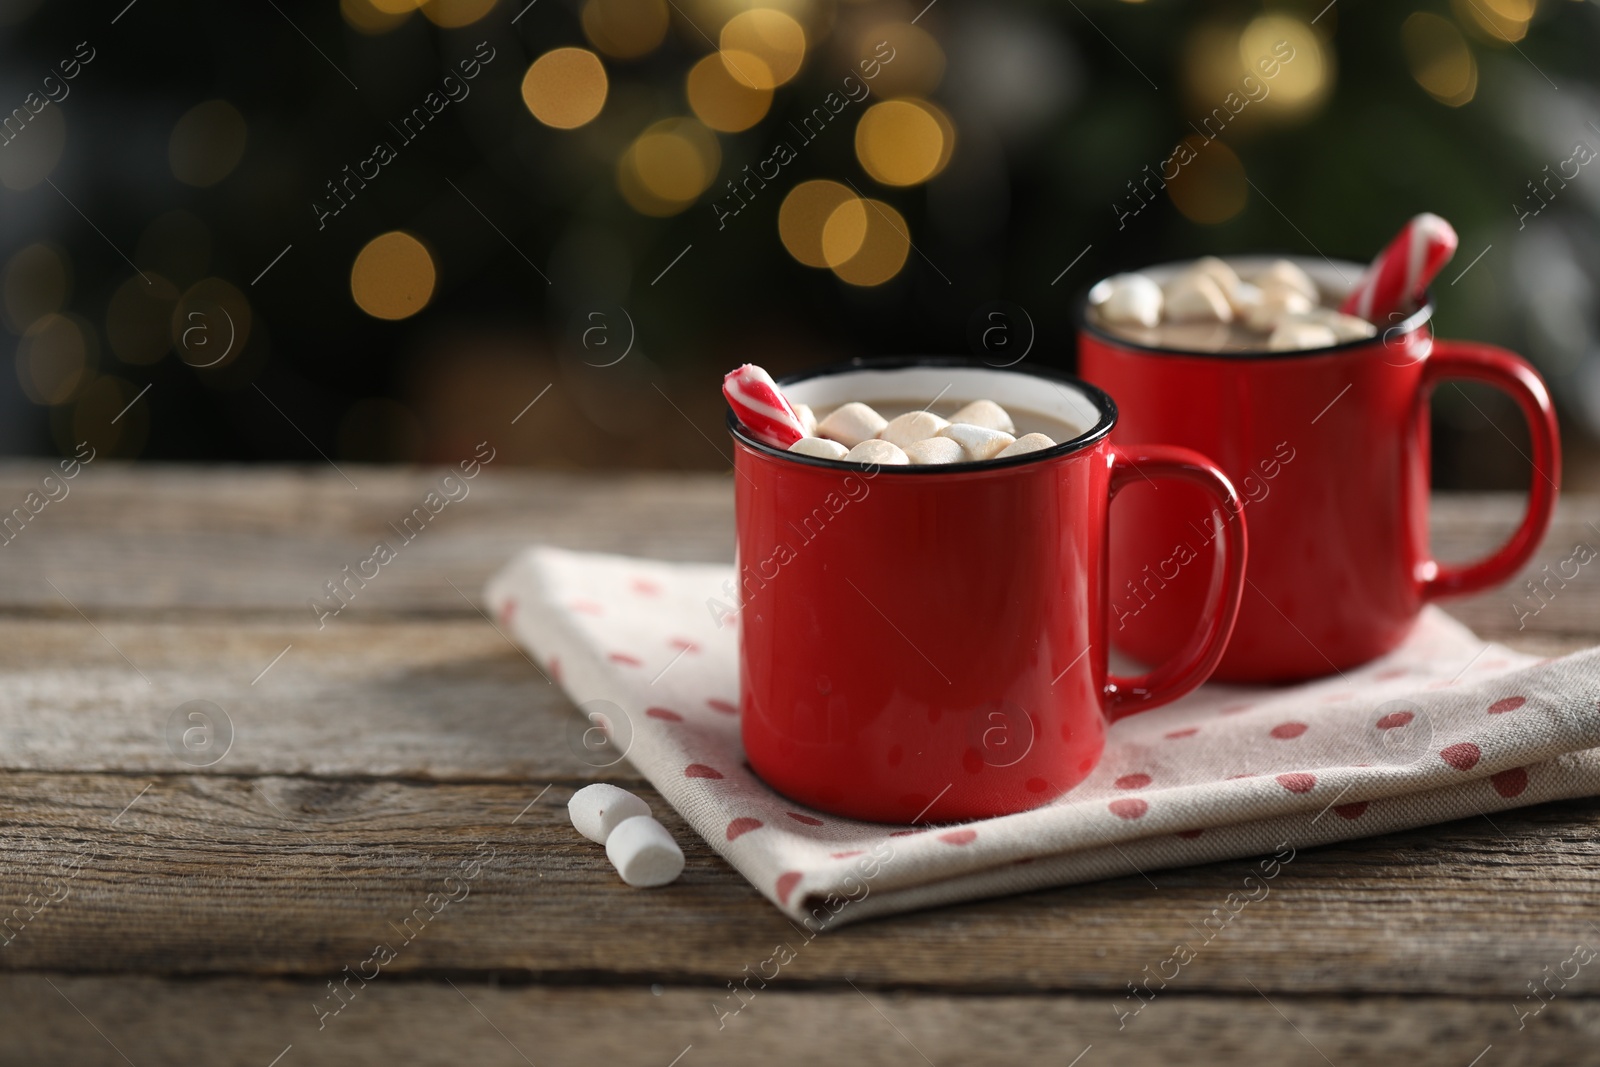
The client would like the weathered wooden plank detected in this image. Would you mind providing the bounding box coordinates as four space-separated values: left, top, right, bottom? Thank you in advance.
0 616 1586 781
0 463 1595 638
3 975 1594 1067
2 771 1597 996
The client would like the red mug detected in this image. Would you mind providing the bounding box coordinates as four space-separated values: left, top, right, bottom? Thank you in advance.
1079 255 1561 683
728 359 1249 823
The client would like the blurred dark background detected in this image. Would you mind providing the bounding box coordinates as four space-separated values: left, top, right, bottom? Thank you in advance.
1 0 1597 487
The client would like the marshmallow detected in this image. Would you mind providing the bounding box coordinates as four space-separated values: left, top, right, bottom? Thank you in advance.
1090 273 1162 329
948 399 1015 435
1193 256 1242 294
816 402 887 448
1163 272 1233 324
1244 287 1315 332
605 814 685 888
568 783 652 845
1160 322 1233 352
788 436 849 461
1225 280 1264 318
939 423 1016 462
1267 319 1338 351
904 437 964 465
878 410 950 448
845 439 909 465
1304 307 1378 341
995 432 1056 458
792 402 818 437
1253 260 1318 303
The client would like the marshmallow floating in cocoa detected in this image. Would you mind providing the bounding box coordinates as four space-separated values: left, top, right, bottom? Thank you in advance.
948 399 1015 434
904 437 964 465
816 402 888 448
1090 273 1163 328
788 436 850 460
845 439 909 465
879 410 950 448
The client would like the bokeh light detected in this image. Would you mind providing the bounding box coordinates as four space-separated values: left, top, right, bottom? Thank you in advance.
617 118 720 216
687 51 773 132
0 103 64 191
107 274 179 365
350 233 436 321
169 100 247 188
778 180 857 268
1452 0 1536 43
1238 16 1329 118
719 9 806 89
858 23 945 97
855 98 953 187
824 198 910 286
172 278 253 367
17 313 94 405
1403 13 1478 107
522 48 609 129
582 0 670 60
3 243 70 333
420 0 497 27
1164 134 1247 224
340 0 412 33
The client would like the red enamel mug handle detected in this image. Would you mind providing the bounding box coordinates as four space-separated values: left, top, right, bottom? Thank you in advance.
1418 341 1561 600
1104 445 1249 721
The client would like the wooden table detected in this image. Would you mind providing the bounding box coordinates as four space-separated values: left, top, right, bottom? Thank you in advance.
3 466 1596 1066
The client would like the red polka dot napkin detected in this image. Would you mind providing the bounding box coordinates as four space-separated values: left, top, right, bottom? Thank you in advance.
486 547 1600 926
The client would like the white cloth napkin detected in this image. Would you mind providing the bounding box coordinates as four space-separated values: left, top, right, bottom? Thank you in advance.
486 546 1600 926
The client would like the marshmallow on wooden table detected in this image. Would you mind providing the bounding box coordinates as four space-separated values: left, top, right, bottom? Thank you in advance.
939 423 1015 462
792 402 818 437
948 399 1014 435
904 437 964 465
878 410 950 448
605 815 685 888
568 783 651 845
788 436 850 460
845 439 909 465
816 402 888 448
995 433 1056 458
1163 271 1233 324
1090 273 1162 328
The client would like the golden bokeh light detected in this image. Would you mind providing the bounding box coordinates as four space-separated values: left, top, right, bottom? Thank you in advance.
341 0 412 33
370 0 424 12
107 274 179 365
1452 0 1535 43
522 48 609 129
855 98 952 187
778 180 857 268
582 0 670 59
1165 134 1247 225
3 243 69 333
687 51 773 132
169 100 248 188
17 313 94 405
719 9 806 89
1403 13 1478 107
421 0 497 27
1238 16 1330 117
172 278 253 367
350 233 436 321
858 23 945 97
824 198 910 287
618 118 721 216
0 102 64 191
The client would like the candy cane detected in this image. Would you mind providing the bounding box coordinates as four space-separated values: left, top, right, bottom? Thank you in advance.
1340 213 1459 323
722 364 806 448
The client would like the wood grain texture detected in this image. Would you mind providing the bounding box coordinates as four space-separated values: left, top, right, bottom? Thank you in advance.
6 975 1595 1067
2 771 1597 997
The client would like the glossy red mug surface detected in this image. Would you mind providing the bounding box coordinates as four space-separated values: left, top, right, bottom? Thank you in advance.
1079 256 1561 683
730 360 1248 823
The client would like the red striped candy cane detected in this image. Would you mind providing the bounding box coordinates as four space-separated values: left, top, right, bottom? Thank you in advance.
1340 213 1459 323
722 364 806 448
